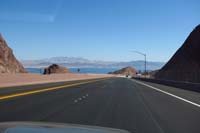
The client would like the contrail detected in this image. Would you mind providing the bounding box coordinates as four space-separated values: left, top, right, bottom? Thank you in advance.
0 0 63 23
50 0 63 22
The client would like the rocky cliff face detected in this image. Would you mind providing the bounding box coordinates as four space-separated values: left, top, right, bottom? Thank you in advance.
109 66 137 76
0 34 27 73
155 25 200 83
43 64 71 74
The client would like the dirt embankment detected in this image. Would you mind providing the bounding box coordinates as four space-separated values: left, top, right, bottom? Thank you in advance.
0 73 115 88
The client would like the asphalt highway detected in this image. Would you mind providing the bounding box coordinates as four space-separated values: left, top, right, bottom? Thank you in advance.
0 77 200 133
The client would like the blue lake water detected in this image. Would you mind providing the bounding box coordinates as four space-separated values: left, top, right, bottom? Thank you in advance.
26 68 118 74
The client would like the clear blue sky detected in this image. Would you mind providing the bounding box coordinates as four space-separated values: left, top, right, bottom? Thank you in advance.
0 0 199 62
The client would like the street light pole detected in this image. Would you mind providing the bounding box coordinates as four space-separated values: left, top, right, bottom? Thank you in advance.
144 54 146 77
131 51 147 78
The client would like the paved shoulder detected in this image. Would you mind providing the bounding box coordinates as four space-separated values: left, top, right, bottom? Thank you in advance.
132 79 200 133
133 79 200 105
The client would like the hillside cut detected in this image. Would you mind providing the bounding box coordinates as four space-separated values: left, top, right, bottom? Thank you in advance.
0 34 26 73
155 25 200 83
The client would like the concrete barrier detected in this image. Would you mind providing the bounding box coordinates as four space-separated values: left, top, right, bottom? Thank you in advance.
133 77 200 93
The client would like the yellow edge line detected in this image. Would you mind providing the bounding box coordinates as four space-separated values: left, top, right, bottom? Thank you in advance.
0 79 104 101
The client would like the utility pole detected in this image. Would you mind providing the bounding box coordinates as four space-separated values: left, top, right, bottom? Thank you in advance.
131 51 147 78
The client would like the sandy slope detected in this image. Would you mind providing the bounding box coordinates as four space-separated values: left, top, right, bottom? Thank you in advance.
0 73 114 88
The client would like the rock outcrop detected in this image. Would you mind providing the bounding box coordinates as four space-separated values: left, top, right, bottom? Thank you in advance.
109 66 137 76
155 25 200 83
43 64 71 74
0 34 27 73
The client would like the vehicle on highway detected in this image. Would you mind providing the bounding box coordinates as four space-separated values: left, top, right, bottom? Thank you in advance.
0 122 130 133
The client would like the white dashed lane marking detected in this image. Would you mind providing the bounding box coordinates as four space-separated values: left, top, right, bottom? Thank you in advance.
73 94 89 103
79 98 82 100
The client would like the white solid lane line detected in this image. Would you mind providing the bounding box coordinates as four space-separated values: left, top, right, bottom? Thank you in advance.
133 79 200 108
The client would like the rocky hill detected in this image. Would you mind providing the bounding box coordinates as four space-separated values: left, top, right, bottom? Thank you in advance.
155 25 200 83
109 66 137 76
43 64 71 74
0 34 26 73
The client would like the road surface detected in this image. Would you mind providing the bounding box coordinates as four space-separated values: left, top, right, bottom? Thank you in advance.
0 78 200 133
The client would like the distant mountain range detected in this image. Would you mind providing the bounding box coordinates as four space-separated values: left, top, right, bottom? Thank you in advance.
21 57 165 71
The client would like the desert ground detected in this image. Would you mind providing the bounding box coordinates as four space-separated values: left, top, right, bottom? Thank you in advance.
0 73 114 88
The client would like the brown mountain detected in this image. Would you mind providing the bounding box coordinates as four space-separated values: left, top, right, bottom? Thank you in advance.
109 66 137 76
43 64 71 74
155 25 200 83
0 34 26 73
